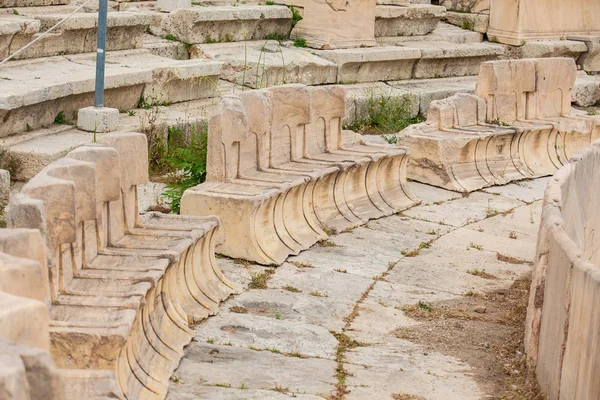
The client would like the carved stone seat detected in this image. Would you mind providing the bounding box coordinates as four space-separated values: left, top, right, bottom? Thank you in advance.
7 132 236 399
181 84 419 265
397 57 600 192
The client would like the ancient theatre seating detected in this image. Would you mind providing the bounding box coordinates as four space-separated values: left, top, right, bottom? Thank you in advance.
181 84 420 266
7 132 236 400
0 229 64 400
397 57 600 192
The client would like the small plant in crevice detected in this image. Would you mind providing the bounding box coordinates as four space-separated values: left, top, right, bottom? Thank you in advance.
165 33 178 41
417 300 433 312
248 268 276 289
289 6 302 27
161 126 209 213
265 32 289 42
53 111 70 125
0 147 20 178
344 92 422 135
293 38 307 47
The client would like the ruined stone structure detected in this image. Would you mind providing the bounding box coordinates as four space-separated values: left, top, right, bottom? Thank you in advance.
3 133 236 399
524 139 600 400
181 84 419 265
0 229 64 400
397 58 600 192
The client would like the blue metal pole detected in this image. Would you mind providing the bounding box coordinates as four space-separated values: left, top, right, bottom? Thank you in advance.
94 0 108 108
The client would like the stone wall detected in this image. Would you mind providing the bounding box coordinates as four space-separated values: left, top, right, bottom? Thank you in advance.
525 139 600 400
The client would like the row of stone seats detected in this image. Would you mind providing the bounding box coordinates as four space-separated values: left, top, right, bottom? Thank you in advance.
0 229 64 400
181 84 420 266
397 57 600 192
6 132 237 399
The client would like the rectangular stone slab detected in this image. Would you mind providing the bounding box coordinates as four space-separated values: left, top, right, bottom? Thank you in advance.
488 0 600 45
155 5 293 44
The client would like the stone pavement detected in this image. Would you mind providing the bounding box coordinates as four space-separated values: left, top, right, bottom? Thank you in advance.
166 178 548 400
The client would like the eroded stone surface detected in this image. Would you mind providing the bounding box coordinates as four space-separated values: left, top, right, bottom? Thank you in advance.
181 84 418 265
397 58 600 192
525 140 600 400
171 177 547 400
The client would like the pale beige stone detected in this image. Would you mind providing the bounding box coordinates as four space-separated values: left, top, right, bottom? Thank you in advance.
569 35 600 73
156 5 293 44
181 84 418 265
524 140 600 400
291 0 377 49
0 49 222 138
8 12 152 60
375 4 445 37
488 0 600 46
444 10 488 33
397 58 600 192
440 0 488 13
6 132 236 399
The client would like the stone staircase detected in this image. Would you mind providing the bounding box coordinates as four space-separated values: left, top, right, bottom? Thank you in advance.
1 0 598 187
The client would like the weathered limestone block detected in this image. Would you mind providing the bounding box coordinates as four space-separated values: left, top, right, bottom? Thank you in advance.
7 132 236 399
488 0 600 46
569 35 600 73
439 0 488 13
181 84 419 265
156 5 293 44
524 140 600 400
0 49 222 138
192 40 337 88
0 228 64 400
0 0 68 7
444 11 488 33
397 58 600 192
291 0 377 49
317 46 421 83
0 15 39 60
375 4 445 37
8 12 152 60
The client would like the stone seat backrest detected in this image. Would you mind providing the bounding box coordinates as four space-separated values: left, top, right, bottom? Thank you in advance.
527 58 577 120
97 133 150 242
13 158 92 301
307 86 346 154
426 93 487 131
0 229 50 351
264 85 311 166
476 58 577 124
475 59 536 124
206 95 255 183
205 84 372 186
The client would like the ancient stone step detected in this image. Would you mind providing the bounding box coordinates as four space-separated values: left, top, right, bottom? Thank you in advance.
377 21 484 45
191 40 338 88
444 10 489 34
0 49 222 137
152 5 293 44
375 4 446 37
0 12 151 61
0 0 68 8
316 41 503 83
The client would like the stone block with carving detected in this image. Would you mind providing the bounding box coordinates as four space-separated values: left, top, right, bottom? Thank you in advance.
6 133 236 399
397 58 600 192
524 139 600 400
291 0 377 49
181 84 419 265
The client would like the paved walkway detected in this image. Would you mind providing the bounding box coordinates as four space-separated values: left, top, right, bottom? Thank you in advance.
166 178 548 400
